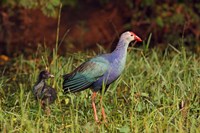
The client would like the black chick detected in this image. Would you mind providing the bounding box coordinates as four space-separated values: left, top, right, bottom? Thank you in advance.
33 70 57 108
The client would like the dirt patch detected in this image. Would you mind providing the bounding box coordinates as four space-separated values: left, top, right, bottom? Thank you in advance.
2 2 198 57
0 2 137 56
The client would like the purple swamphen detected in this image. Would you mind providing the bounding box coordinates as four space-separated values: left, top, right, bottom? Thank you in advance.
63 31 142 122
33 70 57 110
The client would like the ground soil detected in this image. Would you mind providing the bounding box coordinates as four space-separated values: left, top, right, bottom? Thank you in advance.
0 2 144 56
1 2 199 57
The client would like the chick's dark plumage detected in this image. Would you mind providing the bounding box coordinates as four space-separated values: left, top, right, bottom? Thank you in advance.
33 70 57 107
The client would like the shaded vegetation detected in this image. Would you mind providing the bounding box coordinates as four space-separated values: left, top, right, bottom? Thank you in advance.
0 0 200 56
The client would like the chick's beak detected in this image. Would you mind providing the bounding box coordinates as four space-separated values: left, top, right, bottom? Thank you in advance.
135 35 142 42
49 74 54 78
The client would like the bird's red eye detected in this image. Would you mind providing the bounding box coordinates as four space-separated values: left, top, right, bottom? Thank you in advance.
129 31 134 36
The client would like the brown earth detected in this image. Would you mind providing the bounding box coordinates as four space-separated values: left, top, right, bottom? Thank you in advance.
0 1 199 57
0 2 144 56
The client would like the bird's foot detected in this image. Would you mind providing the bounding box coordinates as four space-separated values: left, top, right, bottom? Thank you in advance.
102 118 107 123
45 107 51 116
95 120 101 124
95 119 108 125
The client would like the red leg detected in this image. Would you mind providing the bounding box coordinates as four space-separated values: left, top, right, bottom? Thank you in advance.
100 96 107 122
92 92 99 122
40 100 45 109
45 106 51 116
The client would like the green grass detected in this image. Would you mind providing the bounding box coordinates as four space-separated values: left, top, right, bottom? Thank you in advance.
0 44 200 132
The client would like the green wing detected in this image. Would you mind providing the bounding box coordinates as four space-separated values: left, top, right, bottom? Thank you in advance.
63 57 109 93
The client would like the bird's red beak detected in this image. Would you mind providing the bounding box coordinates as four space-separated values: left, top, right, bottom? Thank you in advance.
134 35 142 42
129 31 142 42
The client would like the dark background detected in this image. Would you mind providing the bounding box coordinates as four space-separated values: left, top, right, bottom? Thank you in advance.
0 0 200 56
